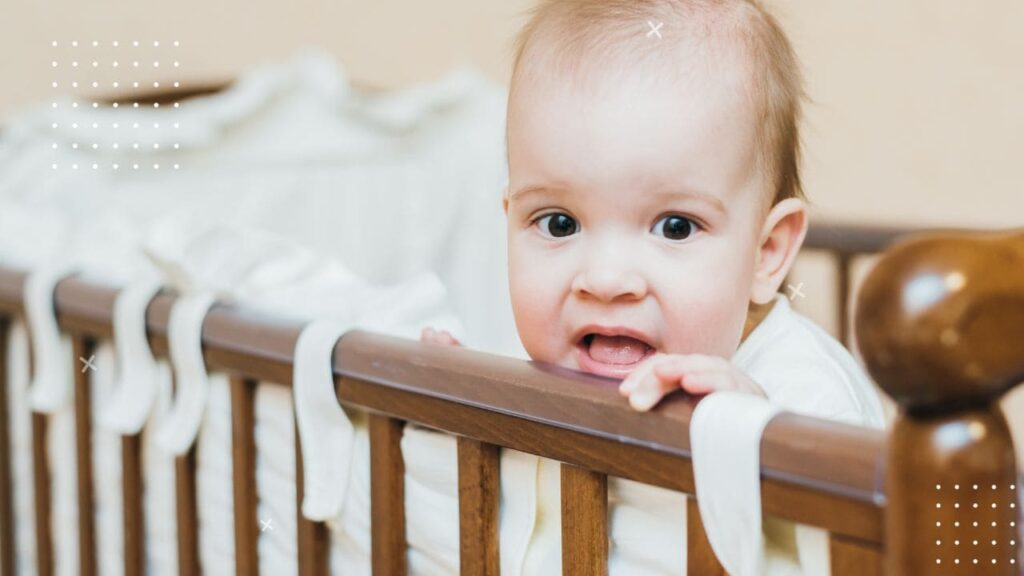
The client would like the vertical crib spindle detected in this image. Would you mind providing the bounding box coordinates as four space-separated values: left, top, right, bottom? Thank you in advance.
32 412 53 576
295 419 328 576
230 376 260 576
369 413 406 576
176 444 200 576
835 253 852 346
685 498 726 575
0 320 15 576
73 335 97 576
122 432 145 576
457 437 500 576
829 534 882 576
560 463 608 575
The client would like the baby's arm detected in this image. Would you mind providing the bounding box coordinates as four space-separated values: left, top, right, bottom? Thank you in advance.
619 354 766 411
420 327 462 347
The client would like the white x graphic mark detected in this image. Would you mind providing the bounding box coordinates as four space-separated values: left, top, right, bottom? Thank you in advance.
786 282 807 301
79 355 97 373
646 21 663 39
260 518 273 532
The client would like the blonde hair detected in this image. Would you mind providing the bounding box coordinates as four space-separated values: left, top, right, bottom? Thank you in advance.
510 0 806 205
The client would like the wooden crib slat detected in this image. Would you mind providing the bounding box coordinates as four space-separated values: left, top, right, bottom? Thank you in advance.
686 497 726 575
560 463 608 576
457 437 500 576
32 412 53 576
73 336 98 576
0 320 15 576
122 433 145 576
369 414 406 576
295 419 328 576
829 533 882 576
176 444 200 576
230 376 260 576
836 253 852 346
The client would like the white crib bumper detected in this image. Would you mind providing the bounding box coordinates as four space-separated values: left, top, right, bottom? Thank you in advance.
155 292 217 455
99 276 165 434
691 391 783 576
293 319 357 521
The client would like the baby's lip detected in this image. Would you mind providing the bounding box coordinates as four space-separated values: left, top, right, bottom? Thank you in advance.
571 324 657 349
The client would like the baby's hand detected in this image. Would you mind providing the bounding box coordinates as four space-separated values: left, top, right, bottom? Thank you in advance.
618 353 766 411
420 327 463 347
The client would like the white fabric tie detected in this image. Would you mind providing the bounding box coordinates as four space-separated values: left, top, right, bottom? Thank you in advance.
25 264 77 413
155 292 217 455
99 277 165 434
293 319 355 520
691 391 783 576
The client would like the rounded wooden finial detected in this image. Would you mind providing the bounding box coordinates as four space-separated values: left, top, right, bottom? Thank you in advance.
855 230 1024 411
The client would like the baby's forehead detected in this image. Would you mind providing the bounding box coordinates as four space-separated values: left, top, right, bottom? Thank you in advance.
510 3 758 99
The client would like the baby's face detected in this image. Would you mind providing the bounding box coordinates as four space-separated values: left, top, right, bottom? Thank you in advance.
505 62 771 379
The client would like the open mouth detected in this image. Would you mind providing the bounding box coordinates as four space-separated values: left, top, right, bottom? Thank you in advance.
576 333 656 379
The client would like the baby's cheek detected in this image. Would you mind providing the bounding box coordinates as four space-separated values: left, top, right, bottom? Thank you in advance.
508 268 563 361
661 284 748 357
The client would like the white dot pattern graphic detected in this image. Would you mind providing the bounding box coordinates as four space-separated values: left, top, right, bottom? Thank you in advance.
50 39 183 171
933 483 1020 567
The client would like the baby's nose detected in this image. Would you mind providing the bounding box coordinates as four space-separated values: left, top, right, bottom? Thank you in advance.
571 262 647 302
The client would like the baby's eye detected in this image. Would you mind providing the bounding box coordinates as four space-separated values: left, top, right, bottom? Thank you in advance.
534 213 578 238
652 215 697 241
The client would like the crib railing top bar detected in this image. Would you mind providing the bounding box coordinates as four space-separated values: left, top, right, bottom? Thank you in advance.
336 329 884 495
804 220 968 254
0 263 887 541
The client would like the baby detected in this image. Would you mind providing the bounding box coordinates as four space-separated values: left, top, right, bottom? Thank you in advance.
426 0 885 426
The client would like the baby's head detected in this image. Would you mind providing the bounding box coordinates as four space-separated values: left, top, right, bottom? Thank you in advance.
503 0 808 378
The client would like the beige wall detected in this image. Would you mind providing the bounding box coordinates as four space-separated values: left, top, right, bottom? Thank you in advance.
3 0 1020 228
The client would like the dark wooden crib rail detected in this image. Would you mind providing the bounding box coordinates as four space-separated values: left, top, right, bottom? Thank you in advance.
0 222 1019 576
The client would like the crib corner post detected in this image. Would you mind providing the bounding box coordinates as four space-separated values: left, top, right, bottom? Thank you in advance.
856 230 1024 575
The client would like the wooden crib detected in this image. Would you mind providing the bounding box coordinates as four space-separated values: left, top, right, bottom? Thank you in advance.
0 222 1020 576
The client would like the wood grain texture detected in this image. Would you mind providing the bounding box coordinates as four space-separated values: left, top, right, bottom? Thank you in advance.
369 414 406 576
686 497 726 575
122 433 145 576
295 419 329 576
829 534 882 576
457 437 500 576
231 376 259 576
560 463 607 575
175 445 200 576
32 412 53 576
0 320 15 576
73 336 97 576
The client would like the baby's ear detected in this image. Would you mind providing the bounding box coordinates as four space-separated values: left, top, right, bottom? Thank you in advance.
751 198 808 304
501 186 510 215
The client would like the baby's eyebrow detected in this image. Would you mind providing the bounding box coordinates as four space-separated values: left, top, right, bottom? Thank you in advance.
508 185 568 203
646 188 728 216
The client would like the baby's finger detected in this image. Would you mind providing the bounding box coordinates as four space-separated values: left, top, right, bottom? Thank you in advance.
676 371 727 395
628 372 680 411
618 355 663 395
652 354 726 381
437 330 462 346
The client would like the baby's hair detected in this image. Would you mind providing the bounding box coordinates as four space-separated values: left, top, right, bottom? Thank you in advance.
510 0 806 205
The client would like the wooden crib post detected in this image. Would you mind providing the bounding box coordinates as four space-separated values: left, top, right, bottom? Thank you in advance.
856 230 1024 575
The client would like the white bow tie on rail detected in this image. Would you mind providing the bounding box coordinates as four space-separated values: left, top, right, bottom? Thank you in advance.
691 391 783 576
294 271 463 521
24 262 78 413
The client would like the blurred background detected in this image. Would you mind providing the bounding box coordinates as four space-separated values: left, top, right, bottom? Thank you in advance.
0 0 1021 420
